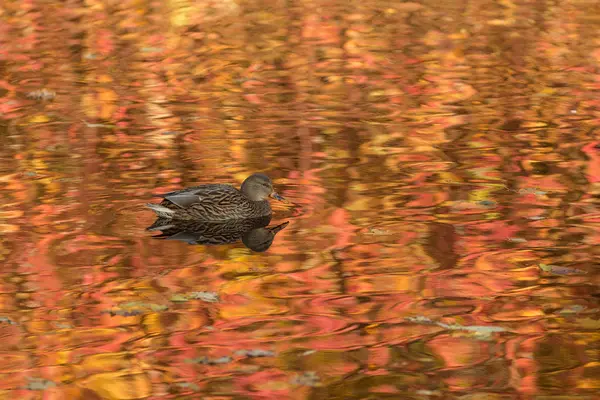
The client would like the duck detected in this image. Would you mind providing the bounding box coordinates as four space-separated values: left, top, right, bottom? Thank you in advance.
145 173 284 222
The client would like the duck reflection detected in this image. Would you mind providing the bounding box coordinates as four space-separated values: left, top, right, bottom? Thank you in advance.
146 215 289 252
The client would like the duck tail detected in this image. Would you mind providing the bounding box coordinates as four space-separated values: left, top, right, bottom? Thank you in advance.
145 203 176 219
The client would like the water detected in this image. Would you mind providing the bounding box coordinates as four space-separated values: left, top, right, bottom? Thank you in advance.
1 0 599 398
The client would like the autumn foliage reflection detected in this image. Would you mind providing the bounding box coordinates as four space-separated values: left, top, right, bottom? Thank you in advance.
0 0 599 398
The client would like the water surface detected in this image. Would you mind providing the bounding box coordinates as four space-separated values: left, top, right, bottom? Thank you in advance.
1 0 599 398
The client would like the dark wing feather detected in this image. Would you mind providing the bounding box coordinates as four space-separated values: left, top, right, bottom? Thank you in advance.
163 193 204 208
157 184 236 198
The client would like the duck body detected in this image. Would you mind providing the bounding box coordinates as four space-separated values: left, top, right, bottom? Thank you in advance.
145 173 283 222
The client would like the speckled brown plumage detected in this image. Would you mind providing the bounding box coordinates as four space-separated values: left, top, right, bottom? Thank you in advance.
145 173 283 222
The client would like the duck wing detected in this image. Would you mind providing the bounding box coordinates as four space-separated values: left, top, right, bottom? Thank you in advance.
156 184 238 209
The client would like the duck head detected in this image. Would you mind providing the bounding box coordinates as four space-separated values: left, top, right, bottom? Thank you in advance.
241 173 284 202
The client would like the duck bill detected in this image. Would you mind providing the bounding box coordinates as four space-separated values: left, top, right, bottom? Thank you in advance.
270 192 285 201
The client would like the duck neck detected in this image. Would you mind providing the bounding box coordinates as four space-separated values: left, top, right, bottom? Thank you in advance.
252 200 271 215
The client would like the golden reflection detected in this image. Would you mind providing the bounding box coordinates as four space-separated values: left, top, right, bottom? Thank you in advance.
0 0 599 398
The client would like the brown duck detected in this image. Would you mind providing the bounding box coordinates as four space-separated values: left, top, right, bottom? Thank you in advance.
145 173 284 222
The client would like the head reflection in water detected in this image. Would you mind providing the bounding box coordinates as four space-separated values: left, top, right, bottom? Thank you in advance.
242 221 289 252
146 215 289 252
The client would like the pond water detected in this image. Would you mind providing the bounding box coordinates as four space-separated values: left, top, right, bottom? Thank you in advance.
0 0 599 399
